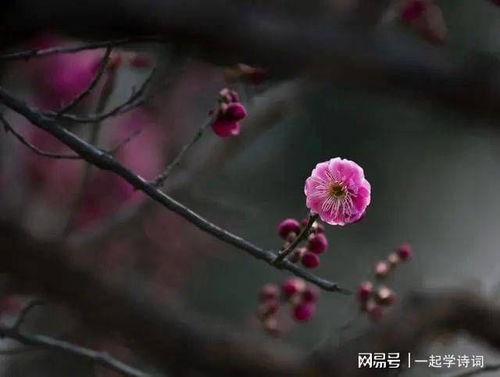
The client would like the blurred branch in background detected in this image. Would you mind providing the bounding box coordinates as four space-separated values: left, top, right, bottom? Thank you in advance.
2 1 500 117
0 324 151 377
2 220 500 377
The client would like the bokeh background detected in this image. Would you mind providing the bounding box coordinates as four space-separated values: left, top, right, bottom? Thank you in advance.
1 1 500 376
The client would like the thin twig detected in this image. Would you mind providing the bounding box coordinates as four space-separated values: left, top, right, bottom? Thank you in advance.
0 37 166 61
0 114 81 159
45 67 156 124
0 325 151 377
109 129 142 155
13 300 45 330
57 46 113 115
273 214 318 266
62 66 117 237
152 114 215 187
0 85 350 294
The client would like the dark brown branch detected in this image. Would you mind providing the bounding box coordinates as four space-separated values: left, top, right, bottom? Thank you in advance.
68 79 310 253
0 85 350 294
0 324 151 377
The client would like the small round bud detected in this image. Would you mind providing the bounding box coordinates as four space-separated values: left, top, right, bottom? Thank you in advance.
302 286 319 303
374 261 390 278
223 103 247 121
259 283 280 302
293 302 316 322
278 219 301 239
358 281 373 301
397 243 412 261
301 252 320 269
308 233 328 254
387 252 400 267
282 278 306 297
375 286 396 306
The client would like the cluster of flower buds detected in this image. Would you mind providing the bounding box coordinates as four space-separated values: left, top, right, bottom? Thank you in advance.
277 217 328 269
209 89 247 138
357 243 413 322
257 277 320 335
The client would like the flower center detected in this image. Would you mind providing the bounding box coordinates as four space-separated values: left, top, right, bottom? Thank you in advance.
329 182 347 198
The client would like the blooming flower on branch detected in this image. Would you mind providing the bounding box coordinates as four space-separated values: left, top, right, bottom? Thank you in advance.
304 157 371 225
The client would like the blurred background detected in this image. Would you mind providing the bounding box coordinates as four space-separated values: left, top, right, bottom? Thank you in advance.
1 0 500 376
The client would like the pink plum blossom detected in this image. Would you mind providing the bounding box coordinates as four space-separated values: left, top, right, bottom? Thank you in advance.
304 157 371 226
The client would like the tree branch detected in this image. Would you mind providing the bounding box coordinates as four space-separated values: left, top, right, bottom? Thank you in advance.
0 85 350 294
0 220 305 377
2 1 500 117
56 45 113 115
0 324 152 377
152 114 215 188
3 221 500 377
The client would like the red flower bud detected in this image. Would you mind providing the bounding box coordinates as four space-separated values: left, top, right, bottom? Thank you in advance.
293 302 316 322
375 286 396 306
358 281 373 301
374 261 390 278
282 278 306 297
397 243 412 261
223 102 247 122
302 286 319 303
301 252 320 269
278 218 301 239
308 233 328 254
401 0 426 22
